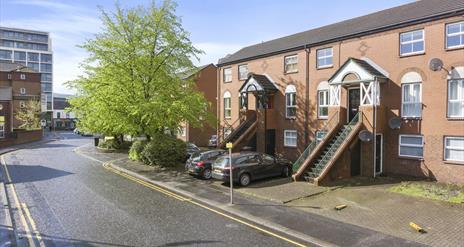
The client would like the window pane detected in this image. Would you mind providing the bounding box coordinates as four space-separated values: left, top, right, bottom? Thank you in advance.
400 32 412 42
27 52 39 62
412 42 424 52
41 73 52 81
0 50 12 60
27 62 39 71
447 23 460 34
14 51 26 61
447 35 461 48
40 54 52 63
401 136 423 145
446 138 464 147
400 44 412 54
400 146 423 157
446 149 464 161
41 63 52 73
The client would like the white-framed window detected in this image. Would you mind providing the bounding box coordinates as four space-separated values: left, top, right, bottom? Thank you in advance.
284 55 298 73
448 79 464 118
318 90 329 118
179 127 186 137
284 130 297 147
20 74 26 80
399 135 424 159
7 74 11 80
223 91 231 119
19 101 26 108
400 29 425 56
238 64 248 80
401 83 422 118
444 136 464 162
0 124 4 138
446 21 464 49
316 48 333 68
223 67 232 83
285 85 296 118
20 88 26 95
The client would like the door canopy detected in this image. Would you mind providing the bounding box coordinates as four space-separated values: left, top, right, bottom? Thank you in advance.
328 57 387 85
239 73 278 94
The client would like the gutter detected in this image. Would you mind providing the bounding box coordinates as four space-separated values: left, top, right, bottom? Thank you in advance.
217 9 464 67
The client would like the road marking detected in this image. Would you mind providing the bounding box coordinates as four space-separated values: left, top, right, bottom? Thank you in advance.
1 155 37 247
102 163 308 247
22 203 46 247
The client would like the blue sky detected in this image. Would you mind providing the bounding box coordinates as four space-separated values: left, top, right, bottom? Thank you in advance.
0 0 413 94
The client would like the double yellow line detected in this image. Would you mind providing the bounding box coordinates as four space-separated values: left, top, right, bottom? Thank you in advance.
1 155 46 247
102 162 308 247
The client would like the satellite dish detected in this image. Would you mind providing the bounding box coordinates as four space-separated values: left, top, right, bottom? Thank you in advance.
358 130 373 142
429 58 444 72
388 117 402 129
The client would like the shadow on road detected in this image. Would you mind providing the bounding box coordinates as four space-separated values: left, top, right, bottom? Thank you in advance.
26 143 76 149
6 165 73 183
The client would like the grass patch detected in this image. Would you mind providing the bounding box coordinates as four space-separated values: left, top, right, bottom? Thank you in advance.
389 182 464 204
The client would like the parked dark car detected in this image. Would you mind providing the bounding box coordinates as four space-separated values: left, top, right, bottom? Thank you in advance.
208 135 218 148
212 152 292 186
185 149 227 179
185 142 201 160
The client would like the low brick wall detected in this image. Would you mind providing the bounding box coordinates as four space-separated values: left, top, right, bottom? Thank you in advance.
0 129 43 149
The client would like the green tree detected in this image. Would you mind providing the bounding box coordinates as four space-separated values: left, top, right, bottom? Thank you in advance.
67 0 213 139
15 100 41 130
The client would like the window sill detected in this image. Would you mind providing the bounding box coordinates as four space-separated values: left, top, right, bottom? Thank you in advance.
398 156 424 161
402 117 422 120
223 81 232 83
286 117 297 120
445 45 464 52
284 145 298 149
318 116 328 120
444 160 464 165
316 65 333 70
447 117 464 121
399 52 425 58
284 71 298 75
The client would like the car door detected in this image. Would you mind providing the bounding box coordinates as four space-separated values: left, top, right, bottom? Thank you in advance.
260 154 279 177
244 155 263 179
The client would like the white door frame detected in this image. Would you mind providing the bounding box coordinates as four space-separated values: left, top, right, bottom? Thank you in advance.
375 133 383 175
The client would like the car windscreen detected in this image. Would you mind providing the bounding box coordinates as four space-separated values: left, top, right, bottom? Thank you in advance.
190 152 201 160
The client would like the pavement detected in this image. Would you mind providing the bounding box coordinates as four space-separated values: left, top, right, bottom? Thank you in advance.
0 132 309 247
79 144 426 247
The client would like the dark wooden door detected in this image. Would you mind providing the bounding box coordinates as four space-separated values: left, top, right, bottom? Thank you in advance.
265 129 276 155
348 88 360 122
375 135 382 174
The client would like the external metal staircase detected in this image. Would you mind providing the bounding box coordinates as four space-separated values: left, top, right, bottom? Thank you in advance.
218 113 257 151
293 112 362 185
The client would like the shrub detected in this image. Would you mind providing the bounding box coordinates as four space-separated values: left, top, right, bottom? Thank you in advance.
98 138 131 150
141 133 186 167
129 140 146 161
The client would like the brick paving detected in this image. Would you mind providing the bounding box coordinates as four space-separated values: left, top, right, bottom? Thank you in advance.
286 178 464 247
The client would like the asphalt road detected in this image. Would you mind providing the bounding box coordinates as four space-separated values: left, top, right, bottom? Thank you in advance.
2 133 297 247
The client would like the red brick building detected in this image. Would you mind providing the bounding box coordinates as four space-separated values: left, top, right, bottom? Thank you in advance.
177 64 218 147
216 0 464 184
0 61 42 147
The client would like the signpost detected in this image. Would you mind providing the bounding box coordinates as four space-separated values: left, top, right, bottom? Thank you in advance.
226 142 233 204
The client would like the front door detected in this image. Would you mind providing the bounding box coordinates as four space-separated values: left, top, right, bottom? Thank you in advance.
375 134 383 174
348 88 360 122
265 129 276 155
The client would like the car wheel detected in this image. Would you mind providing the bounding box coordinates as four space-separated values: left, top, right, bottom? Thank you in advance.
282 166 290 178
239 173 251 187
202 168 212 180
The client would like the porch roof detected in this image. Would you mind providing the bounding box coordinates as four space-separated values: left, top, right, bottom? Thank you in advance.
239 73 278 94
328 58 387 85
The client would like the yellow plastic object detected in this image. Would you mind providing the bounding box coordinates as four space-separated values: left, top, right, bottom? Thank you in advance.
334 204 347 210
409 222 426 233
226 142 233 149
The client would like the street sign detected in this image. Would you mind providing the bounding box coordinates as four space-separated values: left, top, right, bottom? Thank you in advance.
226 142 233 204
226 142 233 149
40 119 46 127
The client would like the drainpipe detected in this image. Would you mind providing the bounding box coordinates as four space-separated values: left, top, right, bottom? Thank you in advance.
216 66 221 143
373 78 377 178
304 45 310 146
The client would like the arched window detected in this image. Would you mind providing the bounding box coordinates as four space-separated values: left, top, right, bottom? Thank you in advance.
224 91 231 119
401 72 422 118
285 85 297 118
317 81 330 119
448 66 464 118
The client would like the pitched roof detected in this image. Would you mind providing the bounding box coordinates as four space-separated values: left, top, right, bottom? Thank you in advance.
0 61 38 73
181 64 216 80
218 0 464 65
239 73 278 93
328 57 387 83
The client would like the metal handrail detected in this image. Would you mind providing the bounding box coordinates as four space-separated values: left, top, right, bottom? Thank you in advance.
219 113 256 146
314 112 360 173
292 111 339 172
218 114 245 143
